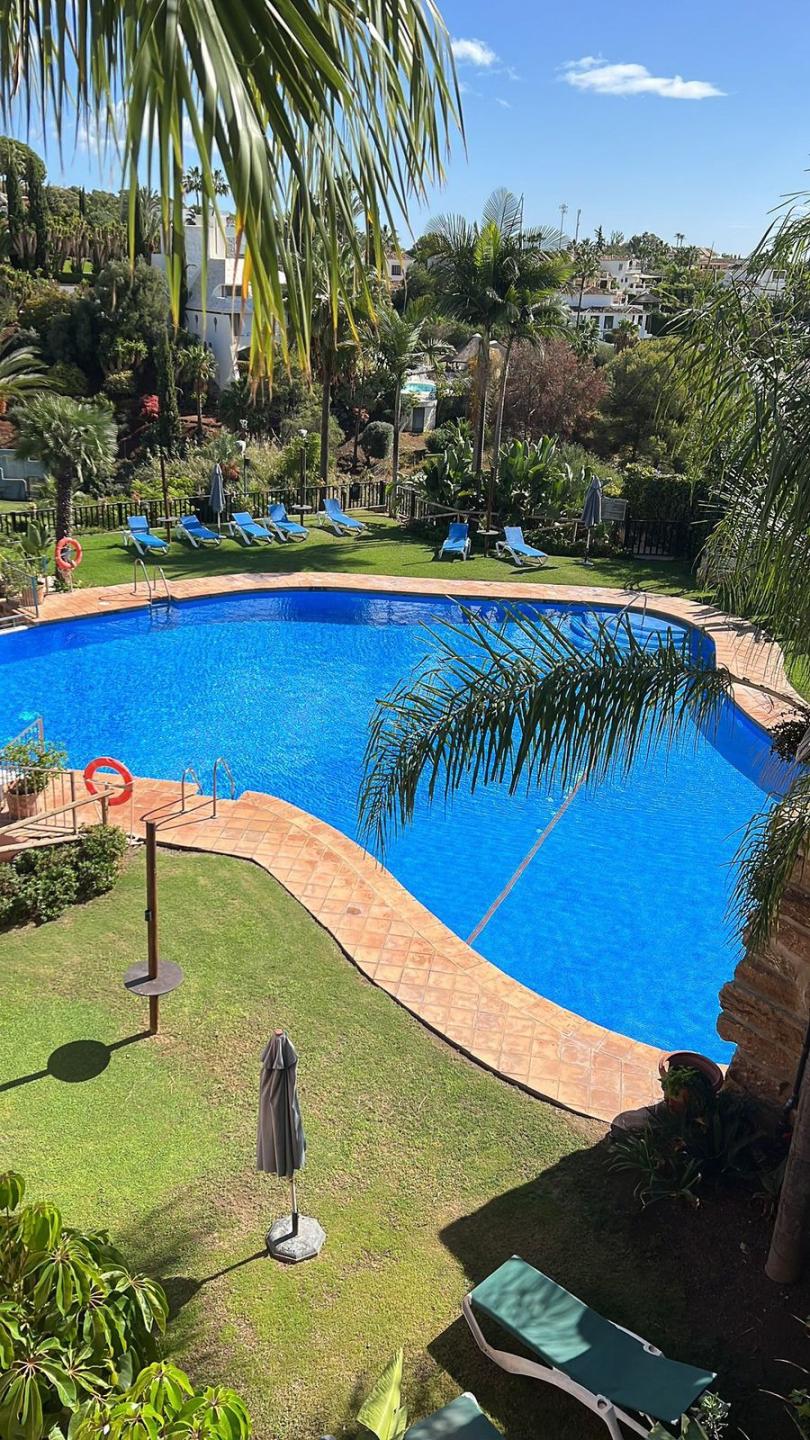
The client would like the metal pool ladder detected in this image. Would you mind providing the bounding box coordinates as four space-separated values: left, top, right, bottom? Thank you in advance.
132 560 172 607
212 756 236 817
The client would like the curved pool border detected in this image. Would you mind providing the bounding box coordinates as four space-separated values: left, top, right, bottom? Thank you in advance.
8 571 804 1122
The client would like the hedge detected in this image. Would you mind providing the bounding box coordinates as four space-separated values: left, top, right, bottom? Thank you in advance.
0 824 128 927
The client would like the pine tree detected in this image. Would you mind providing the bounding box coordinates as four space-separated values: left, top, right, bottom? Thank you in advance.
25 157 48 272
154 326 182 454
4 163 25 266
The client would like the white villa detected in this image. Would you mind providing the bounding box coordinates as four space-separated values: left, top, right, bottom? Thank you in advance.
597 255 660 297
385 251 412 289
565 290 651 340
152 219 253 388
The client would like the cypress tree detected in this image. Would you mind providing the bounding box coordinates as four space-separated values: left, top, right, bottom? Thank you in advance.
26 157 48 272
155 326 182 455
4 163 25 266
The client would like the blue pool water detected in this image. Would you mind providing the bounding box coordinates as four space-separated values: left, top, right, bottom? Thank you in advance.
0 589 791 1058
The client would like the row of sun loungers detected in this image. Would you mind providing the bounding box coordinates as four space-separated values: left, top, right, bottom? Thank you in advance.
123 499 369 557
439 521 548 567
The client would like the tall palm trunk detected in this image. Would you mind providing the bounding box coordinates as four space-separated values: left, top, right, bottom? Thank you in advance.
473 334 490 496
320 355 333 486
766 1060 810 1283
392 379 402 494
487 336 514 531
55 472 73 544
196 388 204 442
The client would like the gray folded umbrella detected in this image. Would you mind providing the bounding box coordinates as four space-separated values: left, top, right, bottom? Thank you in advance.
208 463 226 531
580 472 603 566
257 1030 324 1261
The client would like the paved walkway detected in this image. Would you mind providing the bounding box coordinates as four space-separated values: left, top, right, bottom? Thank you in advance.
9 571 803 1122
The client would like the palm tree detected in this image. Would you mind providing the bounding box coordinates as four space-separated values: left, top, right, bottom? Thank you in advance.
182 166 203 212
0 331 49 407
571 235 605 329
1 5 459 378
359 206 810 1284
373 305 449 491
16 396 117 542
612 317 639 353
179 343 218 439
423 189 569 528
310 237 375 485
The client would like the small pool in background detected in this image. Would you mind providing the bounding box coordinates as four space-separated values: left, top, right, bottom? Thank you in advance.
0 589 793 1059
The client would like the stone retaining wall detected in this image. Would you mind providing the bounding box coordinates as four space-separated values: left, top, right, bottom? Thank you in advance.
720 854 810 1105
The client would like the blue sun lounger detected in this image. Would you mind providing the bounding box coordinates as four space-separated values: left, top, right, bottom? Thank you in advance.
176 514 221 548
496 526 548 568
439 522 471 560
267 503 308 541
229 511 274 545
463 1256 715 1438
125 516 170 556
322 496 367 535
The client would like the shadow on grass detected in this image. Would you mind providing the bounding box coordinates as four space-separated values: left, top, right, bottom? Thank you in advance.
428 1141 807 1440
0 1030 150 1093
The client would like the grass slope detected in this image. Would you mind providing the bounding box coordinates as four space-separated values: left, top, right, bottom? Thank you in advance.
70 515 699 596
2 851 804 1438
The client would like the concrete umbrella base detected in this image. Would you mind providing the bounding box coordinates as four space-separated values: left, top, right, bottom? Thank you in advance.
266 1214 326 1263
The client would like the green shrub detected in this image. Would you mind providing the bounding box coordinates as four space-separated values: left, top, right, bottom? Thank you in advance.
0 865 20 925
0 824 127 928
360 420 394 460
47 360 89 396
621 464 700 522
73 822 128 899
424 417 473 454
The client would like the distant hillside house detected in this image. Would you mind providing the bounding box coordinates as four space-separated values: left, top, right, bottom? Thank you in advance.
723 262 786 300
597 255 661 297
566 289 650 341
385 251 412 289
152 219 253 388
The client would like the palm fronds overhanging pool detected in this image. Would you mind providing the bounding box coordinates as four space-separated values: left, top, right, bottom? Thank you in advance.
0 589 792 1059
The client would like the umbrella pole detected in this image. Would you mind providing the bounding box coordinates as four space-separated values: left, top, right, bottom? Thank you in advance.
291 1176 299 1237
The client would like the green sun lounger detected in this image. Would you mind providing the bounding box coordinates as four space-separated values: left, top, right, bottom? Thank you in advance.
405 1396 501 1440
463 1257 715 1438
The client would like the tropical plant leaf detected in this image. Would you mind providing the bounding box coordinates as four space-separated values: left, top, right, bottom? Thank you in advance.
357 1350 408 1440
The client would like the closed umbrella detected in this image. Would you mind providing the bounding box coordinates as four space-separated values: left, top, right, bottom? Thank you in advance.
208 463 226 532
580 471 603 567
257 1029 325 1263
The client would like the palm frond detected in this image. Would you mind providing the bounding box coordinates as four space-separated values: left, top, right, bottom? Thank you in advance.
735 767 810 950
358 608 732 853
0 0 461 374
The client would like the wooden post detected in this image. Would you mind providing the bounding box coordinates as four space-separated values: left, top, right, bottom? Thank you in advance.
145 820 159 1034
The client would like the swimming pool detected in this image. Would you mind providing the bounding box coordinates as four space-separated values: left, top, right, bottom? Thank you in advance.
0 588 791 1059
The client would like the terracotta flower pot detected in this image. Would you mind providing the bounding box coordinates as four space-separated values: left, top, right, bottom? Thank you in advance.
659 1050 724 1113
5 788 40 820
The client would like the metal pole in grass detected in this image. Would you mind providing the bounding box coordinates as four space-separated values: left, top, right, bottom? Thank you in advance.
123 819 183 1033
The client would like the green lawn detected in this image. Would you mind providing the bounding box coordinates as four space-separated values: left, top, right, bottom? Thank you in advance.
70 514 700 597
2 851 804 1438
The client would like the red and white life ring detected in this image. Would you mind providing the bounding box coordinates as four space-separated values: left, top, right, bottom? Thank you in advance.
83 756 134 808
55 537 83 573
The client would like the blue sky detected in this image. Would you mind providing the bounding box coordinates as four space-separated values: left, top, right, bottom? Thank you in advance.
13 0 810 256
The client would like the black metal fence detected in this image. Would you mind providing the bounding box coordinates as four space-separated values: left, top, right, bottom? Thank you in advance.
0 476 389 539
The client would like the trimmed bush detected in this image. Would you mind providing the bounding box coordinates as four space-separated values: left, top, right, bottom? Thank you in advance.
621 464 698 522
359 420 394 461
1 823 127 928
424 417 473 454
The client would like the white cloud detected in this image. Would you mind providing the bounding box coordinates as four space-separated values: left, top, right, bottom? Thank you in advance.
496 98 511 109
561 56 724 100
452 37 497 68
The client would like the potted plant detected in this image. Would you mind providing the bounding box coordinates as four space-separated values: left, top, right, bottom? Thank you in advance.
659 1050 724 1115
1 737 67 820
